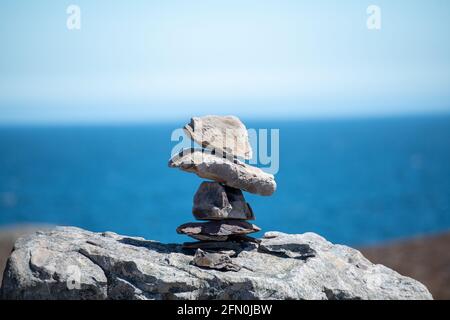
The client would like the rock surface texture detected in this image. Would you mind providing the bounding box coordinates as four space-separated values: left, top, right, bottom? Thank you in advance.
176 221 261 241
169 148 276 197
192 249 242 272
184 115 253 160
193 182 254 220
1 227 433 300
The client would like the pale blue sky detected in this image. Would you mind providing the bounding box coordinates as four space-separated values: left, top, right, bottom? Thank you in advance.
1 0 450 123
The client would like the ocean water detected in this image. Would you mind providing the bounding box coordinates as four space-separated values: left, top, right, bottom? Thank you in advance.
1 115 450 246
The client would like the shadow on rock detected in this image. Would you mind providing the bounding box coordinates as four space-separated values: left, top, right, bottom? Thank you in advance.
258 243 316 260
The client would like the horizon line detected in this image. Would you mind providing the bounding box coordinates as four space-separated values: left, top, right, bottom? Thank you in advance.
1 110 450 128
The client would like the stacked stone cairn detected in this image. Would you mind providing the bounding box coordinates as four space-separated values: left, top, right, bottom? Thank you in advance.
169 115 277 255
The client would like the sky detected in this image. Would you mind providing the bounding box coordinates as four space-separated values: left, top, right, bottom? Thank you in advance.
1 0 450 123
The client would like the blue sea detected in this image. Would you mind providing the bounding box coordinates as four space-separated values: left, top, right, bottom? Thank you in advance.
1 115 450 246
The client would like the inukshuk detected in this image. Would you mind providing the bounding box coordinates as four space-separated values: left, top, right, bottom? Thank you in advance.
169 115 276 250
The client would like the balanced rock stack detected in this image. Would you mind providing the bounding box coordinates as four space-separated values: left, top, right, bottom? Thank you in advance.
169 115 276 249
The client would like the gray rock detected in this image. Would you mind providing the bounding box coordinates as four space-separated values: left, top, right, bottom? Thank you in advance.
1 227 433 300
193 182 254 220
182 239 259 251
1 228 108 300
258 240 316 260
184 115 253 160
176 221 261 242
192 249 241 272
169 148 276 196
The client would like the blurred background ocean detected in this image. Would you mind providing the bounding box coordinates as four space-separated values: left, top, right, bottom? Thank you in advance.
1 0 450 298
1 116 450 245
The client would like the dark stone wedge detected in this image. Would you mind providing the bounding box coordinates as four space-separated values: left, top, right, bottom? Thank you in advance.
193 181 254 220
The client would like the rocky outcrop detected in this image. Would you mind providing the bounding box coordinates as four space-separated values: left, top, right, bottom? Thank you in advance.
1 227 432 300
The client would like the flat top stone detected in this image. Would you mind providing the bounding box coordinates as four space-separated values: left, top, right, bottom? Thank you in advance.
184 115 253 160
1 227 433 300
176 221 261 242
169 148 276 196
